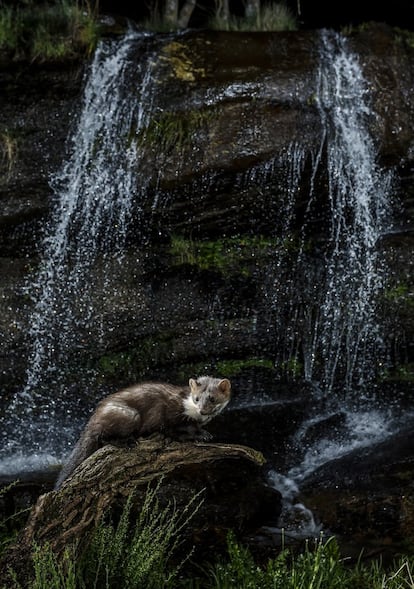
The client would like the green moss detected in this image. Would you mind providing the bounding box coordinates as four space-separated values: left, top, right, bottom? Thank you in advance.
97 351 133 378
138 108 213 155
278 357 304 379
159 40 206 81
169 358 276 382
379 362 414 383
383 282 414 316
169 235 277 277
215 358 275 377
384 284 411 301
394 364 414 382
96 334 181 382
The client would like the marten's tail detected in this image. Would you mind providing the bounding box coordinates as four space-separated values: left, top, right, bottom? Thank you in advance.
54 430 100 490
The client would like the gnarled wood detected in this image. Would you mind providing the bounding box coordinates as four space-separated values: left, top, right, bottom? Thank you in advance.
1 439 280 587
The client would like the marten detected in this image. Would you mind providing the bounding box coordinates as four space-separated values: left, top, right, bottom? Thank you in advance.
54 376 231 489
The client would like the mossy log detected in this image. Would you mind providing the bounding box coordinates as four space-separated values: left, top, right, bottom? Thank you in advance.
1 439 280 586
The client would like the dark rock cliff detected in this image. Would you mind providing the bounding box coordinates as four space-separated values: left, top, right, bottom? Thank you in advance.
0 23 413 431
1 25 413 402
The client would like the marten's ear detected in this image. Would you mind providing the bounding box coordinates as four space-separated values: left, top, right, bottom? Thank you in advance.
189 378 198 392
219 378 231 394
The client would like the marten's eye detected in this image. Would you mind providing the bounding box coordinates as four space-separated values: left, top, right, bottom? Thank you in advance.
208 395 216 403
195 396 199 402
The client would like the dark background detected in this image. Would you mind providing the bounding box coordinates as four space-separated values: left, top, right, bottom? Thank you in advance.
98 0 414 30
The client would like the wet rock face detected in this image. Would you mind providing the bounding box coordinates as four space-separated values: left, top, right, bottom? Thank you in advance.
299 425 414 550
0 62 84 249
1 26 413 394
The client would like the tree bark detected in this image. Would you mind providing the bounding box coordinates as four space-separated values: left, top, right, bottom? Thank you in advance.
178 0 197 28
245 0 261 19
164 0 179 28
215 0 230 23
1 439 280 588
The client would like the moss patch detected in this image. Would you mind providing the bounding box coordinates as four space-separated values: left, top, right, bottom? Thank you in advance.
159 40 206 82
169 235 277 277
138 107 214 154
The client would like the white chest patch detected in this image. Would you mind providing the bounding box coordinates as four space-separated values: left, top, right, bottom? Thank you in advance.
183 396 209 424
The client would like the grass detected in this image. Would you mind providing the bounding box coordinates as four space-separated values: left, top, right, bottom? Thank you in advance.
209 2 298 32
4 480 203 589
2 495 414 588
137 107 212 156
0 0 100 61
205 532 414 589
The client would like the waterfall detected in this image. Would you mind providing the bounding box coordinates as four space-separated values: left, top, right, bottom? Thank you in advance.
301 30 393 398
0 30 158 472
268 30 396 538
315 31 393 396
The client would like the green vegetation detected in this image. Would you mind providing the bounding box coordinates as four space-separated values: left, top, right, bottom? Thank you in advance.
379 362 414 384
384 284 409 301
96 333 177 381
170 235 276 277
209 2 298 32
0 481 25 557
278 357 303 379
394 27 414 49
4 513 414 588
206 532 414 589
140 0 298 32
215 358 275 376
2 481 203 588
96 349 134 378
384 283 414 305
0 1 100 61
139 108 212 155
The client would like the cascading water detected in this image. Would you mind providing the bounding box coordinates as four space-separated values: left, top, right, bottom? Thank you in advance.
0 30 159 473
308 31 393 397
268 30 397 537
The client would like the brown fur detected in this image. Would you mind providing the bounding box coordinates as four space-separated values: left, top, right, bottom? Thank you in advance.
55 376 231 489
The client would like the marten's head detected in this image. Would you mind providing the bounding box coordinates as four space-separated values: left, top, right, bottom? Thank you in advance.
188 376 231 418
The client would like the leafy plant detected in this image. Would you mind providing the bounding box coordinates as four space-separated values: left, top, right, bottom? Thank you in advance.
32 544 77 589
0 481 22 560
